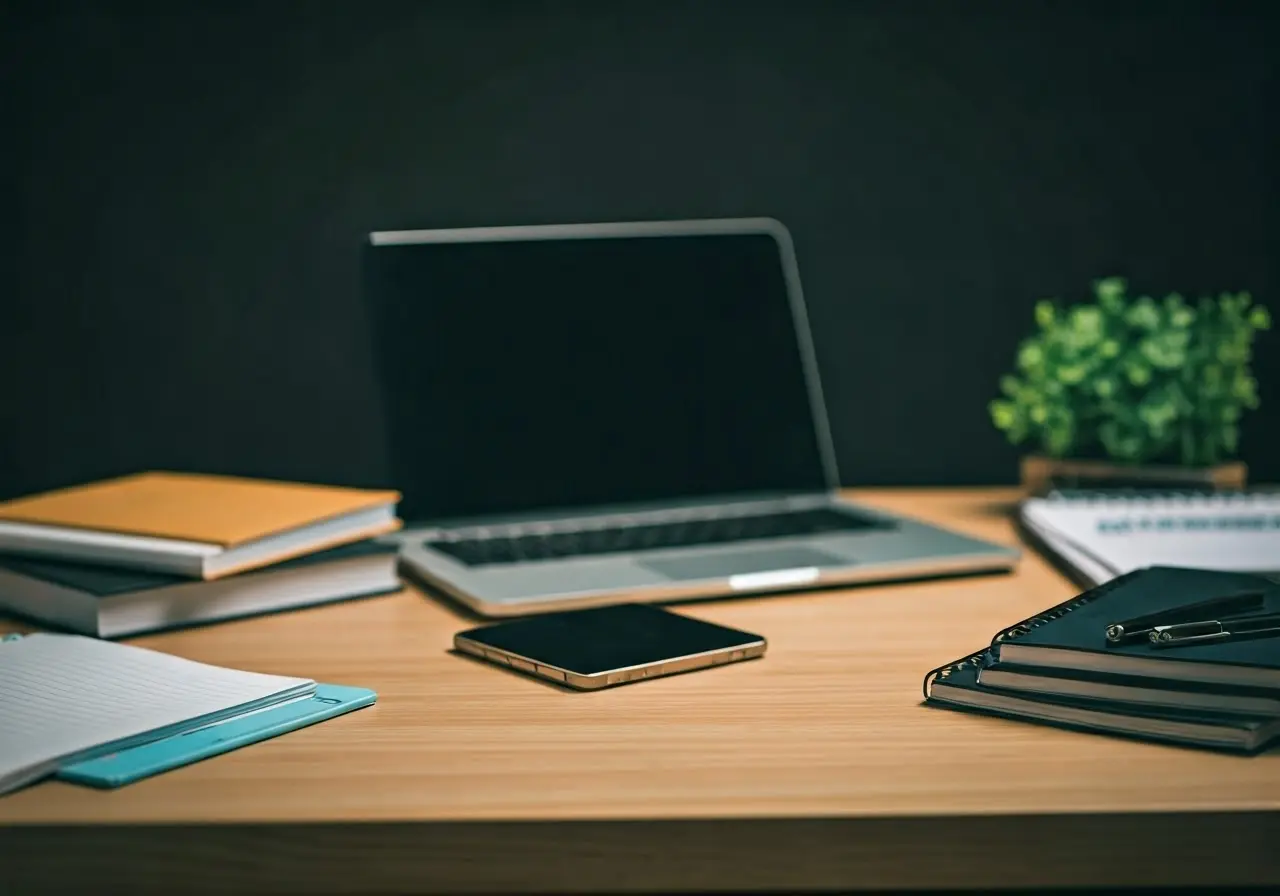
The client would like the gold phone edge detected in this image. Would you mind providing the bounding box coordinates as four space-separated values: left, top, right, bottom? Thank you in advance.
454 634 766 690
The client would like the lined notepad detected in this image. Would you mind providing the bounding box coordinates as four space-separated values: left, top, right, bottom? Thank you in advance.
1020 490 1280 586
0 633 314 796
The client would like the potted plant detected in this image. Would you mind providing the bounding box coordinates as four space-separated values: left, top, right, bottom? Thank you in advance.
989 277 1270 495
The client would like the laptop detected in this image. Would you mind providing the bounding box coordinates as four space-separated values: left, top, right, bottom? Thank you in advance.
362 217 1019 616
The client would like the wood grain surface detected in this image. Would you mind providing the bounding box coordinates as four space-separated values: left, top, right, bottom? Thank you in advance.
2 487 1278 894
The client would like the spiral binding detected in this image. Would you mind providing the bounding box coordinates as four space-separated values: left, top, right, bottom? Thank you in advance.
1042 488 1280 538
991 569 1141 647
1047 488 1280 508
922 647 991 699
922 570 1145 700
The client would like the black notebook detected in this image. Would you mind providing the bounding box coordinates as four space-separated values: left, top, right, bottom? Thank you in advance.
0 539 401 638
923 648 1280 753
989 566 1280 689
976 663 1280 717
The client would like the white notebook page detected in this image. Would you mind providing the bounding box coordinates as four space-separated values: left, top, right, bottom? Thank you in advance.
1018 511 1115 587
0 633 313 795
1021 492 1280 580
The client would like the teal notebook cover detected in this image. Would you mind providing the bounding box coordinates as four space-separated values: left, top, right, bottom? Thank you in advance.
57 683 377 787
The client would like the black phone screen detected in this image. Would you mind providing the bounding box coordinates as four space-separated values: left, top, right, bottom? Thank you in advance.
457 604 764 676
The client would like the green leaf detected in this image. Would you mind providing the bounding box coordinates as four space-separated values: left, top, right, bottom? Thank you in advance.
1098 420 1124 456
1249 305 1271 330
1223 423 1239 455
989 399 1016 431
1216 342 1245 365
1234 374 1259 407
1057 364 1087 385
1116 436 1144 461
1125 362 1152 387
1126 296 1161 330
1170 382 1194 414
1140 331 1189 369
1034 300 1056 329
1044 426 1073 456
1095 277 1127 309
1069 305 1104 340
1138 397 1177 431
1017 342 1045 371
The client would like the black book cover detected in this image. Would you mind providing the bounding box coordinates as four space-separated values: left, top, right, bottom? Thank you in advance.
923 648 1280 753
990 566 1280 676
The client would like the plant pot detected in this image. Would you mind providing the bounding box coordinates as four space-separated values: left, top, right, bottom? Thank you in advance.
1019 455 1248 497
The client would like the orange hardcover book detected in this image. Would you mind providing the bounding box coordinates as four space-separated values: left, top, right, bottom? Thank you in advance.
0 472 402 579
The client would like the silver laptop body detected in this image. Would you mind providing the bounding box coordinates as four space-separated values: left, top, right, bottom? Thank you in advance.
363 217 1018 616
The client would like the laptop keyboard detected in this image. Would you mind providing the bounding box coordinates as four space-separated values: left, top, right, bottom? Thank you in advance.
424 506 895 567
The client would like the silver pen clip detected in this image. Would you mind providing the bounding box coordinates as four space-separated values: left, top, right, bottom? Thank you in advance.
1149 610 1280 648
1149 620 1231 647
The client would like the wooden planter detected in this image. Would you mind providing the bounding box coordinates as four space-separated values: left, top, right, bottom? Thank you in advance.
1020 455 1248 497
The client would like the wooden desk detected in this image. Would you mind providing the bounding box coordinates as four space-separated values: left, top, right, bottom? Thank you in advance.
2 488 1278 894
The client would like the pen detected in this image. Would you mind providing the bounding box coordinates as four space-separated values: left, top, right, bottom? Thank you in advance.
1103 590 1266 646
1149 611 1280 648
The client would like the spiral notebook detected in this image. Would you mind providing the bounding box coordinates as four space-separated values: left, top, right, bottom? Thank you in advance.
987 565 1280 689
1019 489 1280 586
923 647 1280 753
922 566 1280 752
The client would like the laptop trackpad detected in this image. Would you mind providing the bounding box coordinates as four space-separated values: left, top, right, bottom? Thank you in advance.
639 546 847 583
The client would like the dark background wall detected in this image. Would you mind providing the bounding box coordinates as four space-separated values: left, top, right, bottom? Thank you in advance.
2 0 1277 502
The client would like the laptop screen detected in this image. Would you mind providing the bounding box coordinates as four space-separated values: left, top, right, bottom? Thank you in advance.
362 223 832 523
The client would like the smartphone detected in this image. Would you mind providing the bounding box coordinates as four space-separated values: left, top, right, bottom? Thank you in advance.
453 603 766 690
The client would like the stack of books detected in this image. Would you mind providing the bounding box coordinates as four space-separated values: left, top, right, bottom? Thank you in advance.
1017 488 1280 587
923 565 1280 753
0 471 404 638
